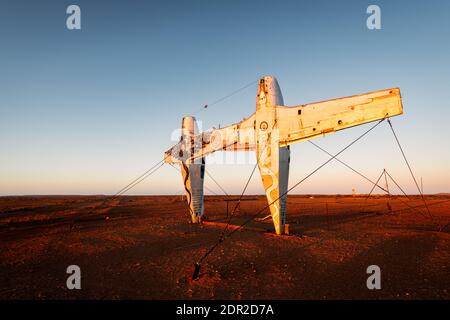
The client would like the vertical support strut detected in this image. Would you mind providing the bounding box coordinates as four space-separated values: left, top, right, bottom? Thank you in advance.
256 76 290 235
179 116 205 223
256 139 290 235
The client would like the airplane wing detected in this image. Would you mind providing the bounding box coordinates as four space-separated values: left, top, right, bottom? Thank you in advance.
275 88 403 147
164 113 256 163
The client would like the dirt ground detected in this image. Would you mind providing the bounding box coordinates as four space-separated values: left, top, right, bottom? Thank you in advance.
0 195 449 300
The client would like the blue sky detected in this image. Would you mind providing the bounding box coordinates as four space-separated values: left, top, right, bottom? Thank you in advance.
1 0 449 195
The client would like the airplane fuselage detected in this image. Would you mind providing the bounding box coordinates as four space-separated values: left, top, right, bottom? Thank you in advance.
164 76 403 235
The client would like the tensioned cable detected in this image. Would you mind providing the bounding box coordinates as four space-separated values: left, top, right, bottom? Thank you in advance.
364 170 386 201
83 78 258 211
71 157 167 226
308 140 389 194
168 160 255 229
385 170 409 199
219 138 274 227
165 137 247 197
167 163 198 220
193 116 388 270
192 129 272 278
309 136 431 220
199 143 268 260
209 125 273 239
90 78 257 206
90 159 164 214
70 79 259 226
111 162 165 199
167 163 219 196
387 119 436 222
192 159 259 279
205 169 229 196
113 158 166 198
192 79 258 115
219 161 259 233
297 140 436 225
227 117 388 236
383 170 429 218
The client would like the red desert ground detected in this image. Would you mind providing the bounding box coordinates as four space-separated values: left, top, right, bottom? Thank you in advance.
0 194 449 299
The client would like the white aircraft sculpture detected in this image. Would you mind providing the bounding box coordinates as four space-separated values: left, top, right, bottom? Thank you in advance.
164 76 403 235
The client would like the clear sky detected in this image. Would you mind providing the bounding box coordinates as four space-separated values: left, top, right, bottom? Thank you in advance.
1 0 449 195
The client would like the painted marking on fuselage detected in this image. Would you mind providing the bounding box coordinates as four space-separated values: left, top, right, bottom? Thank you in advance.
181 162 194 219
